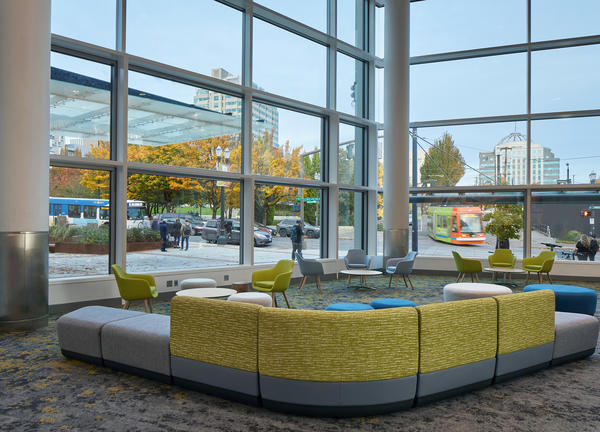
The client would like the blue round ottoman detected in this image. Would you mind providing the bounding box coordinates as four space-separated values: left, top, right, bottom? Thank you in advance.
370 298 417 309
524 284 598 316
325 303 374 311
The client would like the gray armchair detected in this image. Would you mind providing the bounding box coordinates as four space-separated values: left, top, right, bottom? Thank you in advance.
386 251 418 290
344 249 370 269
296 252 324 292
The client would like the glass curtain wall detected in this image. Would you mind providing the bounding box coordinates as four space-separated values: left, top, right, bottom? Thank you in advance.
50 0 375 278
371 0 600 263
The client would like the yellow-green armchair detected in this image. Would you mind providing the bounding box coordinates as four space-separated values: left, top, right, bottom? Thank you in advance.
488 249 516 268
452 251 482 282
111 264 158 312
251 260 294 308
522 251 555 284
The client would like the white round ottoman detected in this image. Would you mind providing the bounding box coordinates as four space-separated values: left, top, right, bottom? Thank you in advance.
180 278 217 290
227 292 273 307
443 283 512 302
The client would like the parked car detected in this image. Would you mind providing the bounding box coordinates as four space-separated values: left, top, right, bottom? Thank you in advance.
187 216 206 236
276 219 321 239
202 219 272 246
255 222 277 236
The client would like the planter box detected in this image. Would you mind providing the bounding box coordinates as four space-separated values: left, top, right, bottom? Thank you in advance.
53 241 162 255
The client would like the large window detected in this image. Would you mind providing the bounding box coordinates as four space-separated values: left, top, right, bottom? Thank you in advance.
252 103 322 180
49 167 111 279
50 0 375 281
253 19 327 106
126 174 241 273
254 184 322 264
127 0 242 80
51 0 116 49
410 54 527 122
338 190 364 257
127 72 242 171
50 53 112 159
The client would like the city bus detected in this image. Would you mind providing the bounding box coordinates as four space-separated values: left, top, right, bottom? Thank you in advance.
426 206 485 245
49 197 150 228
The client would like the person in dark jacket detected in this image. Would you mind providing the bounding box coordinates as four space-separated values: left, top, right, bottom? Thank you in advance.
172 218 182 248
291 219 304 260
159 219 169 252
575 234 593 261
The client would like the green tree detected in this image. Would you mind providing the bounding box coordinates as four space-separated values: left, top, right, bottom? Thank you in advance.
420 132 465 186
483 205 524 249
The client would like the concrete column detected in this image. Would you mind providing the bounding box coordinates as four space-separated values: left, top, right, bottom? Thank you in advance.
0 0 50 331
383 0 410 260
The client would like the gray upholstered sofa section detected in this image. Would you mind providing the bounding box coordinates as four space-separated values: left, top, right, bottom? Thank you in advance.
170 355 259 404
57 306 144 365
101 314 171 382
553 312 599 365
495 342 554 381
416 358 496 404
260 375 417 407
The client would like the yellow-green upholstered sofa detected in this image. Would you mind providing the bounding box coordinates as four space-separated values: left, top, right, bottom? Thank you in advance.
57 290 598 417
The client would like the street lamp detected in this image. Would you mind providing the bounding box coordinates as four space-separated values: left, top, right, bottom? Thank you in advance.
215 146 230 245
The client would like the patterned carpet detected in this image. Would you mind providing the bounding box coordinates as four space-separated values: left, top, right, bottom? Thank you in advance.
1 274 600 431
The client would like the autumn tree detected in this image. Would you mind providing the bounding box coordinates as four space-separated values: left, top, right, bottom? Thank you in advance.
420 132 465 186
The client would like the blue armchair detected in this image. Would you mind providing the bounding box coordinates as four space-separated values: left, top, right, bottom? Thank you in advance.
296 252 324 292
385 251 418 290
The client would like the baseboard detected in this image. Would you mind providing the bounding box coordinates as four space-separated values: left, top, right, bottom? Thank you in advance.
494 362 550 383
261 398 414 418
172 376 260 406
61 349 103 367
103 359 172 384
551 349 596 366
415 379 492 406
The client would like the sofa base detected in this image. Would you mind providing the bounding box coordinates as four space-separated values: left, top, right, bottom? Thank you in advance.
104 359 172 384
61 349 103 367
494 362 550 383
173 376 260 406
261 398 413 418
551 348 596 367
415 379 493 406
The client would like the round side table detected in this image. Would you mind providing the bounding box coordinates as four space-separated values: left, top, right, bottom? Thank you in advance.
231 281 251 293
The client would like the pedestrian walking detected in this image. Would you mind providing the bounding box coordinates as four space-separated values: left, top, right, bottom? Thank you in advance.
291 219 304 260
159 219 169 252
173 218 182 248
181 219 192 251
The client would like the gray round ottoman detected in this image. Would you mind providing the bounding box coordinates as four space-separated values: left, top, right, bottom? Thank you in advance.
443 282 512 302
227 292 272 307
180 278 217 290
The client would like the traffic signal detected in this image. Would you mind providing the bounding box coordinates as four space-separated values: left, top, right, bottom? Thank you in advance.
581 210 591 217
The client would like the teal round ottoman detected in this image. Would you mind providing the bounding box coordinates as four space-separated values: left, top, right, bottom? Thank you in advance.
325 303 374 311
524 284 598 316
370 298 417 309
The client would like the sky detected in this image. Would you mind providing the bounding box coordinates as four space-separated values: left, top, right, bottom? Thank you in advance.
50 0 600 185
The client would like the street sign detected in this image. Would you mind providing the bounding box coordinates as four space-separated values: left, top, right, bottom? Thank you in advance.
590 218 595 225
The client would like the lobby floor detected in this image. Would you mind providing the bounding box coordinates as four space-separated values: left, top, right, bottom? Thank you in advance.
1 275 599 431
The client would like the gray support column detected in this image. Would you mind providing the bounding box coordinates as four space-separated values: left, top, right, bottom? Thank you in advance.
383 0 410 260
0 0 50 331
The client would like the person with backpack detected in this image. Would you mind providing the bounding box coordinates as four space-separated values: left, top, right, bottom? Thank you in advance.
575 234 594 261
180 219 192 251
291 219 304 260
173 218 182 248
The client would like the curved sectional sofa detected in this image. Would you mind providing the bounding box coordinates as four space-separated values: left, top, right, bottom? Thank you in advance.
57 290 599 417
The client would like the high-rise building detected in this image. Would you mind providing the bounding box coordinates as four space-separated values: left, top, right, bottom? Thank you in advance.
478 132 560 185
194 68 279 146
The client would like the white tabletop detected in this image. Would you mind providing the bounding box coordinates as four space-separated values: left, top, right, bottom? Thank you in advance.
175 288 237 298
340 269 382 276
483 267 526 274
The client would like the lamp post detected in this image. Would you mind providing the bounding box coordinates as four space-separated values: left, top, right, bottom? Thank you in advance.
215 146 230 245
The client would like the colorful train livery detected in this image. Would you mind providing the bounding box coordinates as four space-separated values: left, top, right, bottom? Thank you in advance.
426 206 485 245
